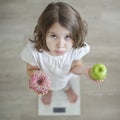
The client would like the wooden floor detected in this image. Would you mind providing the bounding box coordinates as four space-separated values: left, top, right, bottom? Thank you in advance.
0 0 120 120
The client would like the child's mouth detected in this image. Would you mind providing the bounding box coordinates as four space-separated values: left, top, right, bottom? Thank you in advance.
55 50 65 55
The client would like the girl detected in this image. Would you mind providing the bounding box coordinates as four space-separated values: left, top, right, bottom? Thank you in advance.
21 2 99 105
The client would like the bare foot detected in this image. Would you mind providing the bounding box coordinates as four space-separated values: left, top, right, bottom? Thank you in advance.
64 87 78 103
41 90 52 105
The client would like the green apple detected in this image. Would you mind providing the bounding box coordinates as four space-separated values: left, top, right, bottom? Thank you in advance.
90 63 107 80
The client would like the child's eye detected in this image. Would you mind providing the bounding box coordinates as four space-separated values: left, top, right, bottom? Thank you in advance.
65 35 72 41
50 34 57 39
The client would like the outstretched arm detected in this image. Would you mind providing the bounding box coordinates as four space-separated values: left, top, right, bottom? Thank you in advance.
70 59 89 76
70 60 104 83
26 63 40 78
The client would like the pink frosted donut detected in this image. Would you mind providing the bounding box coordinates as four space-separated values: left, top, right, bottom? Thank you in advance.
29 71 51 95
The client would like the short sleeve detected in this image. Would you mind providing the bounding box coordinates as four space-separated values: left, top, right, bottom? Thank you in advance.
21 42 38 66
74 43 90 60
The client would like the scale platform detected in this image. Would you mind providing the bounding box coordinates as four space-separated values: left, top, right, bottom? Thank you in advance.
38 77 80 116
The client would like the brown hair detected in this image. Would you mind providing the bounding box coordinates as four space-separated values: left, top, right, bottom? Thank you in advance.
30 2 88 51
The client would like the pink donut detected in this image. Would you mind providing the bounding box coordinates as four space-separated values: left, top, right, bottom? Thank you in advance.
29 71 51 95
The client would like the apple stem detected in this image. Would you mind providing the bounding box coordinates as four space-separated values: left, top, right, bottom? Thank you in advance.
99 68 103 72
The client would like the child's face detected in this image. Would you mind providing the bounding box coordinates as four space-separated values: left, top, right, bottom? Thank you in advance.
46 22 73 56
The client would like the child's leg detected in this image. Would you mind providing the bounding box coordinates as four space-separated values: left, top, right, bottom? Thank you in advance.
64 81 78 103
41 90 52 105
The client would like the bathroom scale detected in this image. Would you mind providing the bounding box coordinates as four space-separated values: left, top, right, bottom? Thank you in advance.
38 76 80 116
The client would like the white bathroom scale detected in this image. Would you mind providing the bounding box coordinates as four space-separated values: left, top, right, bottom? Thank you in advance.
38 76 80 116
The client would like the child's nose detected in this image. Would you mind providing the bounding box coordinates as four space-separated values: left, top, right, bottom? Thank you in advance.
57 39 64 48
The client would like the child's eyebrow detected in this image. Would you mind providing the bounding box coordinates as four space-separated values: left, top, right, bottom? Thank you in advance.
65 33 72 35
47 32 56 34
47 32 72 36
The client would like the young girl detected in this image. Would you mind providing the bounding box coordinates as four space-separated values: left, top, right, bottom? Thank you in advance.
21 2 99 105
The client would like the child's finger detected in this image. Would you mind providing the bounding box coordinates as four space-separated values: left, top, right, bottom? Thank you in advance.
96 79 104 83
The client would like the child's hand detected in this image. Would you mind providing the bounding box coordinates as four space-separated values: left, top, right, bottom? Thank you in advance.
29 71 51 95
89 75 104 83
